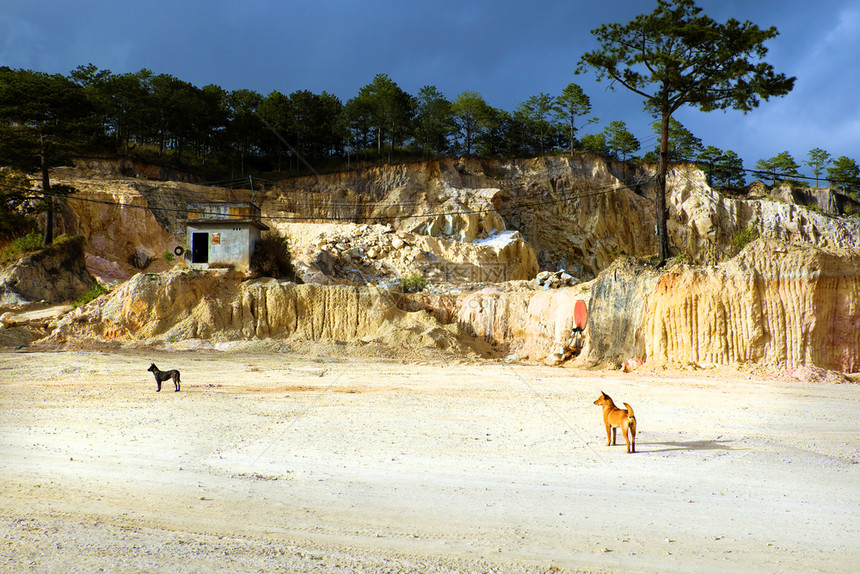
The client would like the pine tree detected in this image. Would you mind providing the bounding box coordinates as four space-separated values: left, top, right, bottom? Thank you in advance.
577 0 794 262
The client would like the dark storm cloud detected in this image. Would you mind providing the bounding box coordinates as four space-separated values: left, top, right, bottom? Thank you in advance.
1 0 857 171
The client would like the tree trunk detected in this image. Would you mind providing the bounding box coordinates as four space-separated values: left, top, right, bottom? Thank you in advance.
40 133 54 246
388 121 393 163
465 124 472 157
656 110 671 263
570 120 575 157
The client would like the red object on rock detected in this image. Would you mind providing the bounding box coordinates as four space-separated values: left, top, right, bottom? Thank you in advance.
574 300 588 331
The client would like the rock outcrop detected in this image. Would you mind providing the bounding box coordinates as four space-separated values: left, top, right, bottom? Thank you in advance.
581 257 656 367
50 167 204 281
0 235 96 305
398 282 591 363
268 156 859 280
666 167 860 263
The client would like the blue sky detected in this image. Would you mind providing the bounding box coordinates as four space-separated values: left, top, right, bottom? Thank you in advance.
2 0 858 176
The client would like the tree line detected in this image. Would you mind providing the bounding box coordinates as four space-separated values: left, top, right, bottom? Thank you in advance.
1 63 857 192
0 65 600 173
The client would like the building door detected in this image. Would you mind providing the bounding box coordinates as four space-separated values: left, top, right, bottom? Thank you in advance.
191 232 209 263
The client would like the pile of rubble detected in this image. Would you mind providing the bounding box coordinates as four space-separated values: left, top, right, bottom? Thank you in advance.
310 224 416 287
530 270 578 290
317 224 400 261
294 223 539 290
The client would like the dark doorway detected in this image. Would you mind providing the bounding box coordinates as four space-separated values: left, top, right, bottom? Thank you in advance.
191 232 209 263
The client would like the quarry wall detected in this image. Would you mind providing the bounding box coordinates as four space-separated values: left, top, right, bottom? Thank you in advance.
6 156 859 372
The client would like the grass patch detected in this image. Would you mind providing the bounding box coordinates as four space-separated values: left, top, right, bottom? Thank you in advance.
400 273 428 293
1 232 43 263
732 224 760 252
73 283 109 308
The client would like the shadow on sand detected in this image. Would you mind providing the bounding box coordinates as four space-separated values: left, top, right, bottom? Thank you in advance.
641 438 740 453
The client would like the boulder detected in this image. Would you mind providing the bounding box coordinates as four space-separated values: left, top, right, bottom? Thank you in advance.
0 235 97 305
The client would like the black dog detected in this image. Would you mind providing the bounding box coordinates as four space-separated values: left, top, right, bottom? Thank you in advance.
147 363 181 392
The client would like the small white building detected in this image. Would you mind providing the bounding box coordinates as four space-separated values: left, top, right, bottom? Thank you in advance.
185 202 269 271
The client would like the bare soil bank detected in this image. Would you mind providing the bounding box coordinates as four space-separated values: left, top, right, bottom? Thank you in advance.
1 350 858 573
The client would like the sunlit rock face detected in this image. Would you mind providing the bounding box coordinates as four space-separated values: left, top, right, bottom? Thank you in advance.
581 240 860 373
30 157 860 371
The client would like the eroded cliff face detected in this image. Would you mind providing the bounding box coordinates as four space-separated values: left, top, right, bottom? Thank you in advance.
646 242 860 371
35 239 860 372
384 284 591 362
50 167 190 280
45 268 494 359
265 160 505 239
580 240 860 372
60 269 396 342
580 258 657 366
42 265 593 365
264 156 860 280
47 155 859 288
666 168 859 263
265 156 657 279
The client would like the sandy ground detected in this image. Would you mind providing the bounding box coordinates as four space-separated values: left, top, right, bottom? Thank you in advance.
1 348 858 573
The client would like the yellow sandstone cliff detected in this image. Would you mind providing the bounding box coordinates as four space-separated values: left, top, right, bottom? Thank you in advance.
580 240 860 372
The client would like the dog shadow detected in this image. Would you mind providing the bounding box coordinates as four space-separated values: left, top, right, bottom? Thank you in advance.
642 439 739 453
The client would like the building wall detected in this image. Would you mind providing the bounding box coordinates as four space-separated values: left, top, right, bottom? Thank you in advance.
186 223 262 270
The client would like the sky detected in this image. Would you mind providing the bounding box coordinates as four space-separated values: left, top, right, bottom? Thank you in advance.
2 0 858 176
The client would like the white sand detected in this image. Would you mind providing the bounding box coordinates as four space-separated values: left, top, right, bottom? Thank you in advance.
1 350 858 573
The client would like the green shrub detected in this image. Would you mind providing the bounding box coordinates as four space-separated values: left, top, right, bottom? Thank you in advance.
674 252 690 265
732 224 760 252
400 273 428 293
73 283 109 308
11 232 42 253
163 250 175 263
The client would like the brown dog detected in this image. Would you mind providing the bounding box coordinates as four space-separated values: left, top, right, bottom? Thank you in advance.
594 391 636 453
